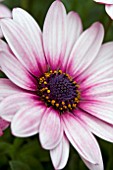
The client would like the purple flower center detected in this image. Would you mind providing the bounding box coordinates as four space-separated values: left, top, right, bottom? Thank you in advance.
37 70 80 112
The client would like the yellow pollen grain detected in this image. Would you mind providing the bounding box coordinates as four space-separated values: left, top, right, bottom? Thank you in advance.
56 103 59 107
45 73 50 78
68 76 72 81
58 70 62 74
76 100 79 103
73 81 76 85
65 73 69 77
76 84 80 88
41 88 47 92
74 97 79 103
39 78 42 81
49 70 53 73
60 107 63 111
44 81 47 84
46 96 49 100
63 105 67 109
54 70 57 74
51 100 55 105
62 101 65 105
68 104 71 108
45 87 48 90
47 90 50 93
74 97 78 101
72 103 76 108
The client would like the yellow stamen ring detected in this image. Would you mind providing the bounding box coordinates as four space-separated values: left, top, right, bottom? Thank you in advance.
37 69 80 113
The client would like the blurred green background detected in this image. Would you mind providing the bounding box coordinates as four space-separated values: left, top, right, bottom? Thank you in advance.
0 0 113 169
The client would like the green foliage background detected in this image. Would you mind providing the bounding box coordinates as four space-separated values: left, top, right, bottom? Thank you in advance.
0 0 113 169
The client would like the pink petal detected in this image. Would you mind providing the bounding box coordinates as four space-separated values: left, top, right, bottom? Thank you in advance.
0 129 3 136
43 0 67 70
0 117 9 130
11 103 46 137
0 78 24 102
105 4 113 19
62 113 102 164
0 39 10 51
0 117 10 136
80 42 113 89
66 22 104 78
82 81 113 100
79 100 113 124
50 134 69 170
62 12 83 71
39 108 63 150
80 154 103 170
1 19 43 77
0 93 40 122
0 4 11 38
0 50 37 91
93 0 113 4
77 109 113 143
12 8 47 75
0 39 11 70
0 4 11 18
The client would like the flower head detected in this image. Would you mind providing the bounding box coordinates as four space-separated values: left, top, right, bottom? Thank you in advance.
0 1 113 169
93 0 113 19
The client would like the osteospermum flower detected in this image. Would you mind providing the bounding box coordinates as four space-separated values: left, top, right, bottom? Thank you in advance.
93 0 113 19
0 0 11 37
0 0 113 169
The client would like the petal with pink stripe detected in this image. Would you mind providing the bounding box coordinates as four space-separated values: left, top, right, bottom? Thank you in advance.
80 154 103 170
0 78 24 102
11 103 46 137
39 108 63 150
0 50 37 91
43 0 67 70
12 8 47 74
79 42 113 89
50 134 69 169
77 109 113 143
62 113 102 164
66 22 104 78
62 12 82 71
0 4 11 38
1 19 44 77
79 100 113 124
81 81 113 103
0 93 40 122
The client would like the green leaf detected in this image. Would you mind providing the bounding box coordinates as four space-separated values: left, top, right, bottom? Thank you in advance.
18 139 50 162
0 155 9 168
9 161 31 170
20 155 44 170
0 142 12 155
